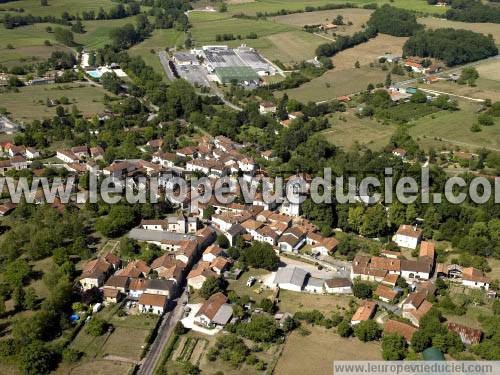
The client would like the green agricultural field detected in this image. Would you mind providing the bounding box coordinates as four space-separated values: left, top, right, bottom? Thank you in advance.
75 16 142 49
322 111 398 150
419 17 500 45
280 65 399 102
189 12 294 45
272 8 373 35
0 23 73 68
275 325 382 375
226 0 446 15
409 100 500 152
0 83 112 122
0 0 116 17
129 29 185 77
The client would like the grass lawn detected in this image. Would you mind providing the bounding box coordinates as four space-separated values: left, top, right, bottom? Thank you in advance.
409 100 500 152
419 17 500 45
274 324 382 375
226 268 275 303
0 83 112 122
129 29 185 77
278 289 352 315
321 111 397 150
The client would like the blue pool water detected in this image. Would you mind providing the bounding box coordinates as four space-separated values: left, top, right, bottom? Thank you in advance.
87 70 102 79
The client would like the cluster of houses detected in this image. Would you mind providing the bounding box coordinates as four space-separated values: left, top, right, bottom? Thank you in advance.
79 224 217 315
258 101 305 128
0 141 39 175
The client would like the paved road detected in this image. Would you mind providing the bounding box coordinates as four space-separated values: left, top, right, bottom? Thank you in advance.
138 289 189 375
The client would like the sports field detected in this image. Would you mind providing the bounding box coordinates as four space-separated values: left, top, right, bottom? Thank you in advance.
0 83 112 122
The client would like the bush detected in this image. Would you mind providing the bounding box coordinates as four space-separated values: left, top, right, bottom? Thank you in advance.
337 320 353 337
353 320 382 342
85 318 108 336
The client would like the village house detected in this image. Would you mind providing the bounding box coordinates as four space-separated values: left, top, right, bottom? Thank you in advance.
210 256 231 275
144 279 175 298
79 257 115 290
402 289 433 327
447 323 482 345
277 227 306 253
128 278 147 299
259 101 277 114
103 161 136 178
152 150 176 168
138 293 168 315
194 292 233 328
461 267 490 290
103 275 130 294
71 146 89 159
374 284 399 303
351 301 377 325
392 148 407 159
141 219 167 231
25 147 40 159
57 149 80 164
150 253 186 283
311 237 339 256
383 319 417 343
304 277 324 293
102 287 122 304
202 245 225 263
254 225 279 246
400 258 432 281
90 146 105 160
117 259 151 278
187 261 217 289
393 225 423 250
324 278 352 294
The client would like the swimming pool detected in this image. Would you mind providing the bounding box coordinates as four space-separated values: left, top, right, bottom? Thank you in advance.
87 70 103 79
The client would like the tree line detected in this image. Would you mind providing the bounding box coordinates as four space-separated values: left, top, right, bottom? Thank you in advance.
445 0 500 23
315 27 378 58
367 4 422 37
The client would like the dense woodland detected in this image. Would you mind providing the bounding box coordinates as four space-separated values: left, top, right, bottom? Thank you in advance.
403 28 498 66
445 0 500 23
367 4 422 37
